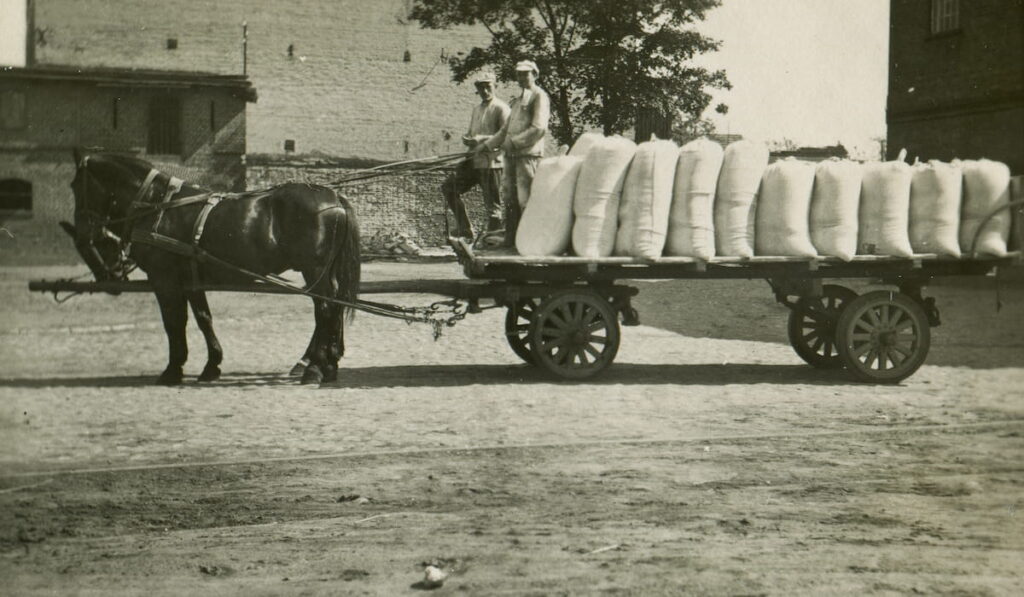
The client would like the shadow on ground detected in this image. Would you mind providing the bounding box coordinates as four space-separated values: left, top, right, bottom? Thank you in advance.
0 363 861 390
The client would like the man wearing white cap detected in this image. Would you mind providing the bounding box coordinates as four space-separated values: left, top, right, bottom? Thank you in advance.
442 71 510 241
474 59 550 248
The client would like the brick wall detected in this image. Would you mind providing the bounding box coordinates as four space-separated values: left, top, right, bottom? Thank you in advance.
34 0 514 160
887 0 1024 171
246 157 488 251
0 75 247 264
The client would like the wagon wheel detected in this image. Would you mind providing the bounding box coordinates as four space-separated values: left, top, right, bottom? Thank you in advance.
786 284 858 369
530 290 621 380
504 297 540 365
835 290 931 384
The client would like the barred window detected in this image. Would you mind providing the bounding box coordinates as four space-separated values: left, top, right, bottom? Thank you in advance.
0 179 32 218
148 94 182 155
931 0 960 34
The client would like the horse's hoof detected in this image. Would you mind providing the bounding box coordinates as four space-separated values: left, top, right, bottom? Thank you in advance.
322 367 338 383
300 365 323 385
157 369 183 386
289 361 307 376
198 365 221 382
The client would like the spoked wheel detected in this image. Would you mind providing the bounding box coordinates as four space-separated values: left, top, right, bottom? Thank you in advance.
504 297 540 365
787 284 858 369
530 290 621 380
835 290 931 384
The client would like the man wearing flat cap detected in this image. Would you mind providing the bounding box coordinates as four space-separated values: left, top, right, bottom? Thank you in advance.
442 71 510 241
474 59 550 248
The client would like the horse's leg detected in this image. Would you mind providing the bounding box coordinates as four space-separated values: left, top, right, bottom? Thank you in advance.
290 336 314 377
153 288 188 385
320 303 343 383
188 291 223 382
300 296 327 385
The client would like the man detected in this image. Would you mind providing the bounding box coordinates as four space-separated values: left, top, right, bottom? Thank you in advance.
441 71 510 241
474 59 550 248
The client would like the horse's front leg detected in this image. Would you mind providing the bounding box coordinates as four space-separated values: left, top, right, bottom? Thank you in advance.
188 291 223 382
300 297 327 385
154 288 189 385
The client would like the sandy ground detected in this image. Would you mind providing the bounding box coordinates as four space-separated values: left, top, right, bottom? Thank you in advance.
1 262 1022 595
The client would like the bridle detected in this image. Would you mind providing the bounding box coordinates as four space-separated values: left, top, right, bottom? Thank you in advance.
74 156 183 280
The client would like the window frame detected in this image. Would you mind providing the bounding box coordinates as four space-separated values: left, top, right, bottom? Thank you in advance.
929 0 961 37
0 178 33 220
147 93 183 156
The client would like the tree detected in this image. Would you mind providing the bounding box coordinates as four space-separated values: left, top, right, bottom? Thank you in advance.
411 0 731 146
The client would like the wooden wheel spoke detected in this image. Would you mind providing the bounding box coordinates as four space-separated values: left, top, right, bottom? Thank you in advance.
584 343 602 359
548 309 572 331
879 304 890 327
852 341 874 359
854 319 874 333
894 319 915 334
866 308 882 327
582 307 599 326
589 335 607 345
890 343 913 358
575 347 590 366
850 332 872 341
541 336 569 352
811 336 825 353
886 346 907 366
821 338 833 357
864 348 879 369
552 346 570 365
877 349 888 371
586 320 606 333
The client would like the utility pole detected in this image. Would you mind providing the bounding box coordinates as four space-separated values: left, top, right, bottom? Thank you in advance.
242 21 248 76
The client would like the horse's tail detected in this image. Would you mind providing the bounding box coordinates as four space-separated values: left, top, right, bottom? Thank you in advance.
333 196 361 323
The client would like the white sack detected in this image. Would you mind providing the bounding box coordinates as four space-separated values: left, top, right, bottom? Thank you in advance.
858 157 913 257
568 132 604 158
960 159 1012 257
909 160 962 257
515 156 584 256
665 138 723 259
714 140 769 257
754 158 818 257
614 139 679 259
572 135 638 257
810 159 862 261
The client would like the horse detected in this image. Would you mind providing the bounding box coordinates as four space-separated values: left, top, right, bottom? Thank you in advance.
67 149 360 385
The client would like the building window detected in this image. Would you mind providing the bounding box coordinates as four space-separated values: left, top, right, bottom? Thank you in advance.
0 90 27 129
0 179 32 218
148 95 182 155
931 0 960 34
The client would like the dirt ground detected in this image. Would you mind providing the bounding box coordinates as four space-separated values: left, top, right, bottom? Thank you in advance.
1 261 1022 595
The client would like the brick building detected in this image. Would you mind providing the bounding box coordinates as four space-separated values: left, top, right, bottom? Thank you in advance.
887 0 1024 173
2 0 507 258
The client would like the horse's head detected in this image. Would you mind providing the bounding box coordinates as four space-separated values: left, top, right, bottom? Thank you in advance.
69 149 151 281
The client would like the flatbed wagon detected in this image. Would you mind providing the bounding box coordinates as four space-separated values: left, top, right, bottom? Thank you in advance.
30 178 1023 384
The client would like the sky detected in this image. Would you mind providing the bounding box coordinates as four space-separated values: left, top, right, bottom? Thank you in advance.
695 0 890 157
0 0 28 67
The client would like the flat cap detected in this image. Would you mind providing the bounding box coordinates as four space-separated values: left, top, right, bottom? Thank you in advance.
514 59 539 75
474 71 497 85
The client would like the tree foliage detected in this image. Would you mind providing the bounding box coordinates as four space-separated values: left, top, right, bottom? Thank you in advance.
411 0 731 145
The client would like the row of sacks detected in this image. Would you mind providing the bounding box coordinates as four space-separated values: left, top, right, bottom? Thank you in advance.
515 133 1015 259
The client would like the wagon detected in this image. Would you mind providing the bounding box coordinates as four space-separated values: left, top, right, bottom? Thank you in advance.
30 177 1023 385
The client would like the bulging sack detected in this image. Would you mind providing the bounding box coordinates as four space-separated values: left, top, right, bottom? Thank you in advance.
909 160 962 257
572 135 638 257
755 158 817 257
568 131 604 158
665 138 723 259
859 156 913 257
614 139 679 259
515 156 584 256
714 140 769 257
960 159 1012 257
810 159 861 261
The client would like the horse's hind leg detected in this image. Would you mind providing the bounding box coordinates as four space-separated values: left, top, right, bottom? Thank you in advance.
188 291 223 382
300 297 328 385
320 303 344 383
154 287 189 385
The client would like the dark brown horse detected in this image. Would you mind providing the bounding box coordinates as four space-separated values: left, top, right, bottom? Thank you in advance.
68 149 360 385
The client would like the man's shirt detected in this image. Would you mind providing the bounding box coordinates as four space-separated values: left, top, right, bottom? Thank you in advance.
468 98 511 169
505 86 550 157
